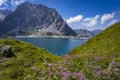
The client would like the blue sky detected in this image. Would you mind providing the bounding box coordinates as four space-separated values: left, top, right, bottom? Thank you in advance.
0 0 120 30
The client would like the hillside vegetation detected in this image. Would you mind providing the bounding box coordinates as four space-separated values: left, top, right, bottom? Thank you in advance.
70 22 120 57
0 39 59 80
69 22 120 79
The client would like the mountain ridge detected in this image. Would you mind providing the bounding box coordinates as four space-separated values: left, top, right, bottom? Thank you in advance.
92 29 102 35
0 9 12 22
74 29 95 37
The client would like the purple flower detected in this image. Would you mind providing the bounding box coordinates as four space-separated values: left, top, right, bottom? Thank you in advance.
62 72 70 80
73 72 84 80
47 69 50 72
96 71 102 77
111 61 116 65
43 62 47 65
58 66 63 69
48 63 52 67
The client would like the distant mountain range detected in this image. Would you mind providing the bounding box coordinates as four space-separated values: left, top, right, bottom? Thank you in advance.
74 29 102 37
92 29 102 35
0 2 76 36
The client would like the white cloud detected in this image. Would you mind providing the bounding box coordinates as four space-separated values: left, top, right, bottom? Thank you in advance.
66 15 83 24
82 15 100 27
107 19 117 26
0 0 8 9
0 0 26 9
101 12 115 24
11 0 25 7
0 0 7 6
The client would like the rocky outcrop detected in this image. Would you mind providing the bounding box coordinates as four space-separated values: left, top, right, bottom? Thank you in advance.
0 45 14 57
0 2 76 36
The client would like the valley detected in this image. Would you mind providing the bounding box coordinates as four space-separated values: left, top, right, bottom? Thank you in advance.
0 1 120 80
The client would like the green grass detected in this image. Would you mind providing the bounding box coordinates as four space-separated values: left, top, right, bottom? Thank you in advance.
0 39 60 80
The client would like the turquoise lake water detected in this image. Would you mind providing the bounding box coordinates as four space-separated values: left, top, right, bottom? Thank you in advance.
16 37 86 55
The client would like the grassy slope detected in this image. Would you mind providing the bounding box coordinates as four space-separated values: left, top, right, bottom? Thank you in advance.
70 22 120 57
68 22 120 79
0 39 59 80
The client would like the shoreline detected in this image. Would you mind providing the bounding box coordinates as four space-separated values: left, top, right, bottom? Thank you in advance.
14 35 90 40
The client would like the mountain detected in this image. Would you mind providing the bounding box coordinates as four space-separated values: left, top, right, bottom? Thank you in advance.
75 29 95 37
92 29 102 35
0 2 76 36
0 10 12 22
70 22 120 56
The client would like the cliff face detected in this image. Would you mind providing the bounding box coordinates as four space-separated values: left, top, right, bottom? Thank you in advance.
0 10 12 22
0 2 76 36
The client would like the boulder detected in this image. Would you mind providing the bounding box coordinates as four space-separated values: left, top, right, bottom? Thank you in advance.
0 45 14 57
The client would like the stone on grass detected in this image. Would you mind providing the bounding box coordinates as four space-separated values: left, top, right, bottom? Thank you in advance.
0 45 14 57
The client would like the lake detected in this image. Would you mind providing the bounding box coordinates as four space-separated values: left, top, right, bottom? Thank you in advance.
16 37 87 55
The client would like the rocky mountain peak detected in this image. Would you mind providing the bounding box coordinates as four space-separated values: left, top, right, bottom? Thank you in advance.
0 2 76 36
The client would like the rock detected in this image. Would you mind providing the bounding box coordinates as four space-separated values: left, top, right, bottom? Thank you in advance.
0 9 12 22
0 45 14 57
